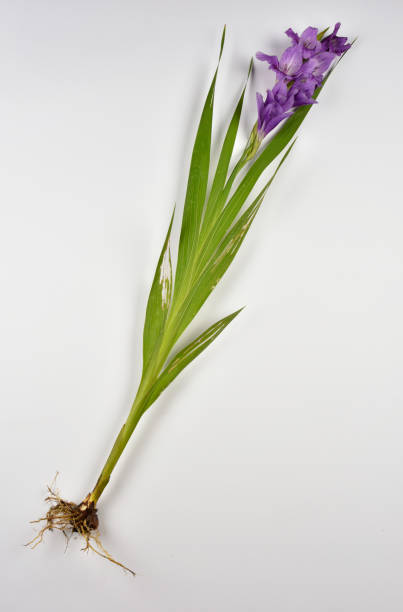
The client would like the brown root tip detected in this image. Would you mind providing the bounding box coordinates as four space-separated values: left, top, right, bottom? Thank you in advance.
27 481 135 576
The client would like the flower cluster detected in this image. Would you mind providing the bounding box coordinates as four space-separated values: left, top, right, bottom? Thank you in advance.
255 23 350 139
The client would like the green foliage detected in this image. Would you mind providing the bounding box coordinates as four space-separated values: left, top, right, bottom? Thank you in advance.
89 28 352 504
142 207 175 375
200 58 253 241
139 29 342 411
141 308 243 415
174 28 226 301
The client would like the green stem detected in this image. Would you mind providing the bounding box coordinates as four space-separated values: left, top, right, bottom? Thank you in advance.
89 332 176 504
89 386 148 504
89 127 263 506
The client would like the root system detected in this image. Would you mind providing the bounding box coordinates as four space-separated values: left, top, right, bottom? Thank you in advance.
27 479 135 576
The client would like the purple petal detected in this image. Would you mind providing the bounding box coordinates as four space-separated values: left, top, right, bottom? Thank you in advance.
321 22 351 55
289 76 317 106
333 22 341 35
301 51 336 81
256 52 279 71
272 79 294 110
256 91 264 114
285 27 299 45
260 111 292 137
279 44 303 77
299 26 321 58
293 90 317 107
300 26 319 45
272 79 288 102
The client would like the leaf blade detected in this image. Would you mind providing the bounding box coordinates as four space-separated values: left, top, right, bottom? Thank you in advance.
174 28 226 298
200 59 253 239
191 72 334 274
167 143 295 345
141 307 243 412
142 208 175 374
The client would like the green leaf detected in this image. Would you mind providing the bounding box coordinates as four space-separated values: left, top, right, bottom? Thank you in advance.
317 27 329 40
168 142 295 345
141 307 243 413
192 76 329 274
195 139 296 279
200 58 253 239
174 27 226 299
142 207 175 374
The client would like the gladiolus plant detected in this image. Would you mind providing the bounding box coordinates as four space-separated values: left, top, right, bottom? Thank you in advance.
28 23 352 574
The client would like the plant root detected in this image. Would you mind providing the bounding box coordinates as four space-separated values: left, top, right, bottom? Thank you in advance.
26 480 135 576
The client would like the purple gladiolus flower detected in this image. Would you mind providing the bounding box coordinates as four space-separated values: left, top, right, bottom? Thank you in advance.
300 51 336 84
284 27 299 45
270 79 296 111
290 76 317 107
256 84 293 138
256 43 303 81
254 22 350 141
321 22 351 55
285 26 322 59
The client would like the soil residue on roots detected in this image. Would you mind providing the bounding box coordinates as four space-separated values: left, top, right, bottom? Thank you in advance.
26 480 135 576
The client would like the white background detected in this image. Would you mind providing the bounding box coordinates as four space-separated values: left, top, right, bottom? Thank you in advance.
1 1 402 610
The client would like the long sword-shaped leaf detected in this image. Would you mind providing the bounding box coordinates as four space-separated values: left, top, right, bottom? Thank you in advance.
200 59 253 239
142 208 175 374
168 143 295 345
193 89 323 275
174 28 225 299
141 308 243 413
194 140 296 280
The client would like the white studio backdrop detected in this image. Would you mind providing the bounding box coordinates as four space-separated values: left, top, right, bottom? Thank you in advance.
0 1 402 611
